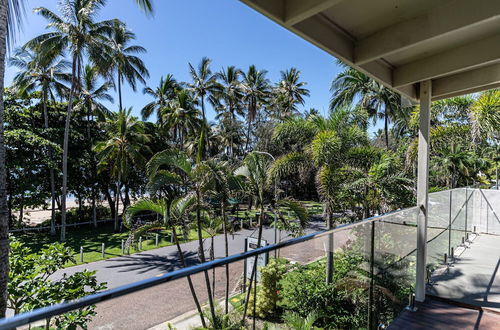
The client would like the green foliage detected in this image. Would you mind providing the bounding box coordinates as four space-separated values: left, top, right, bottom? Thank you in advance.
248 258 290 319
279 255 367 329
8 238 107 328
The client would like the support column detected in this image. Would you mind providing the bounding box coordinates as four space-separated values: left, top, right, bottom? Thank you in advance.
415 80 431 302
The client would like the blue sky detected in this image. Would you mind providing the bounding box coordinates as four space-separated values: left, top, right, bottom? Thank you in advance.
5 0 344 123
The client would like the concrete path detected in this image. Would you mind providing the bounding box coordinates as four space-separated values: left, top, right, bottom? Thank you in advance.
428 234 500 312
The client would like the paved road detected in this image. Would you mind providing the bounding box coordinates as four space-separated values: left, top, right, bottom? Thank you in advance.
50 219 331 329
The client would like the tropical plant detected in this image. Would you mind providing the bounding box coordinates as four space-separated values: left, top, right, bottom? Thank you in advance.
95 108 151 231
9 46 69 234
216 66 244 157
1 0 26 317
125 196 207 328
106 19 149 110
163 89 201 149
272 68 310 121
242 65 270 151
146 149 218 324
142 74 178 123
29 0 114 241
188 57 219 123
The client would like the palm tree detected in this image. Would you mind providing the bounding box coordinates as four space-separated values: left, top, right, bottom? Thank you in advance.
433 144 474 189
0 0 26 318
125 196 207 328
147 149 218 324
216 66 244 157
202 214 223 300
273 68 310 120
188 57 219 123
29 0 113 241
142 74 178 123
330 65 404 148
242 65 270 151
106 20 149 110
9 46 69 235
76 65 113 227
95 108 151 231
163 89 201 149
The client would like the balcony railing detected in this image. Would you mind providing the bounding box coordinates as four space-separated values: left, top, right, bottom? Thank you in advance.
0 187 498 329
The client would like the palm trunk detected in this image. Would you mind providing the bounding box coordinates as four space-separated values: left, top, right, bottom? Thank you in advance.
0 0 11 316
211 235 215 299
326 213 334 284
172 225 207 328
384 114 389 149
60 54 78 242
222 200 229 314
118 72 122 110
115 180 120 232
245 117 252 152
195 189 217 325
42 85 57 236
242 202 264 326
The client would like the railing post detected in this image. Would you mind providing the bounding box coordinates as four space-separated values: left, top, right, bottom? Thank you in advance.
416 80 431 302
80 246 84 263
368 221 376 329
465 188 468 236
121 239 125 255
448 189 452 257
101 243 105 258
155 233 159 247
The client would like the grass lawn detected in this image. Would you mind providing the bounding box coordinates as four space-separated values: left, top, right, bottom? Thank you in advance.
13 222 209 267
12 201 323 267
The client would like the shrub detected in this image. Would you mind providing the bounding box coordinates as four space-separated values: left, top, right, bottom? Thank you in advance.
278 257 367 329
248 258 290 319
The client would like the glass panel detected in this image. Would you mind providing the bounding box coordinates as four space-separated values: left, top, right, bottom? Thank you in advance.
427 190 452 267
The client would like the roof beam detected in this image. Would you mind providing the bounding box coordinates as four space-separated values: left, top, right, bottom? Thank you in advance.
284 0 343 26
432 63 500 100
393 33 500 88
354 0 500 65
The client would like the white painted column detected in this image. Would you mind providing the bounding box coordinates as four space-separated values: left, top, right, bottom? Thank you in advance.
415 80 431 302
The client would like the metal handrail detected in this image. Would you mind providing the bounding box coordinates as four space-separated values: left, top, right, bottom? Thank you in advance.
0 211 397 329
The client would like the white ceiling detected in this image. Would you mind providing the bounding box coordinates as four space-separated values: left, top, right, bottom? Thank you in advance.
240 0 500 101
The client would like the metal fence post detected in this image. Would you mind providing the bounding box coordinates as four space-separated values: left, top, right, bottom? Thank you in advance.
139 236 142 250
155 234 159 247
101 243 105 258
80 246 83 263
121 239 125 255
368 221 376 329
448 190 452 257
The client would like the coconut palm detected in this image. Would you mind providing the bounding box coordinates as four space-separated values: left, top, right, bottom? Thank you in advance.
29 0 113 241
201 214 223 300
216 66 244 157
432 144 475 189
95 108 151 231
76 65 113 227
470 90 500 143
147 149 218 324
163 89 201 148
242 65 270 151
273 68 310 120
106 20 149 110
141 74 178 123
125 196 207 328
9 46 69 235
330 65 405 148
188 57 219 123
1 0 26 318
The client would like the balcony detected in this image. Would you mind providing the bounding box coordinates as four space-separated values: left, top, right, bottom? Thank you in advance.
0 187 498 329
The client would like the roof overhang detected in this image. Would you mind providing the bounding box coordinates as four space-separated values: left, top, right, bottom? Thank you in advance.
240 0 500 102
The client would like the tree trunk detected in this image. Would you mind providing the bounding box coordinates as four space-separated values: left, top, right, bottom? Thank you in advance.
118 72 122 111
105 189 116 220
0 0 11 316
211 235 215 299
61 54 78 242
18 198 23 227
171 225 207 328
222 200 229 314
245 117 252 152
242 203 264 326
384 113 389 149
195 189 217 325
42 85 57 236
115 181 120 232
325 213 334 284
